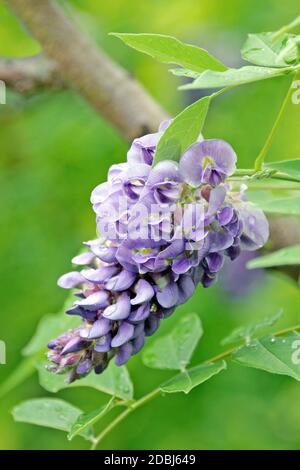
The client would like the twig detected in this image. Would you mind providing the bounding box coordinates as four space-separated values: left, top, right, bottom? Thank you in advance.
0 55 64 93
90 388 160 450
91 322 300 449
6 0 167 140
254 69 300 171
4 1 300 282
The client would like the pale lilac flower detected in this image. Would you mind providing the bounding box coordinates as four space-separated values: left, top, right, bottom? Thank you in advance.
179 139 237 187
48 123 269 382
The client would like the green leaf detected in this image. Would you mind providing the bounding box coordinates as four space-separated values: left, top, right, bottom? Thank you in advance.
247 245 300 269
232 331 300 381
68 397 116 441
153 96 210 165
0 356 36 399
160 361 226 394
12 398 93 440
266 159 300 181
143 313 203 370
36 361 133 400
253 196 300 215
0 4 41 57
180 66 286 90
169 68 200 78
221 310 283 346
22 294 80 356
241 33 299 67
111 33 227 73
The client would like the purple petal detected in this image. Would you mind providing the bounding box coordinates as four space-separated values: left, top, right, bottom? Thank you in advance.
205 252 224 273
205 139 237 176
179 139 237 187
159 119 172 131
66 305 97 321
172 257 191 274
111 322 134 348
94 334 112 352
47 339 57 350
144 315 160 336
61 354 81 367
131 279 154 305
238 203 269 250
177 275 195 304
207 186 226 218
131 322 145 339
75 291 109 311
217 206 234 226
207 229 234 252
76 359 92 375
132 333 145 355
72 252 95 265
201 272 217 288
116 244 139 273
108 163 128 184
61 337 85 355
226 245 241 261
146 160 182 186
181 203 205 241
81 265 119 283
128 303 150 322
158 239 185 260
156 281 179 308
85 240 118 263
115 342 133 366
159 307 175 318
127 132 161 165
123 163 150 183
102 292 131 320
84 318 111 339
57 271 84 289
105 269 136 291
90 182 111 204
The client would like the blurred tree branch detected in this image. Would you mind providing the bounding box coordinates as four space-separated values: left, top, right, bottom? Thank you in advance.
0 55 64 93
6 0 167 140
4 0 300 281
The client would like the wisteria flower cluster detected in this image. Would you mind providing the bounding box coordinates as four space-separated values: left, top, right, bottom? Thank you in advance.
48 122 269 383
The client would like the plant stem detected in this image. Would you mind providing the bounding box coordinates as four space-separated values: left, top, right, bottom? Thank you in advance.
254 70 300 172
232 169 300 184
91 322 300 449
271 16 300 41
230 181 300 191
90 388 160 450
274 323 300 337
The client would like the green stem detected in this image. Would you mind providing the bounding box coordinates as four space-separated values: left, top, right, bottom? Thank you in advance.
254 70 300 172
271 16 300 41
232 184 300 191
91 322 300 449
90 388 160 450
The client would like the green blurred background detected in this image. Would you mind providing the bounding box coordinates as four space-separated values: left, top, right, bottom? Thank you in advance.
1 0 300 450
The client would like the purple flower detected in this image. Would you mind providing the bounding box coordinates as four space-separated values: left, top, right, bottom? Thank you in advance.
143 160 183 204
57 271 84 289
179 139 237 187
48 122 269 382
127 132 162 165
237 203 269 250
